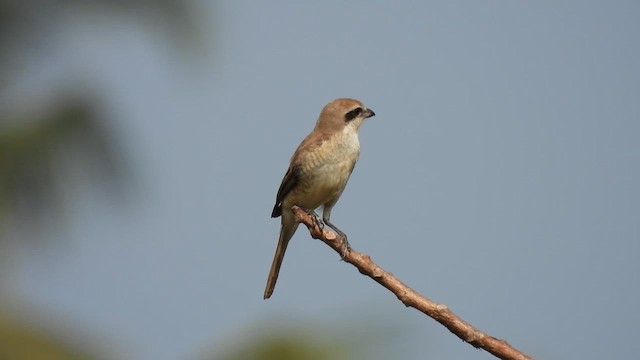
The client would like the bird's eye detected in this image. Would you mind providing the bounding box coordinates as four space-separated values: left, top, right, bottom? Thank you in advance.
345 107 363 122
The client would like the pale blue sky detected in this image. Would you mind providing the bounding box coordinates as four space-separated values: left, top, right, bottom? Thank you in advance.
4 1 640 359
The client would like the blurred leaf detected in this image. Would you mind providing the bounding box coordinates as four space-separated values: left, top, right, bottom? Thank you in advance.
0 0 205 89
0 0 206 234
0 96 121 231
211 328 353 360
0 0 198 41
0 0 209 357
0 310 96 360
203 313 411 360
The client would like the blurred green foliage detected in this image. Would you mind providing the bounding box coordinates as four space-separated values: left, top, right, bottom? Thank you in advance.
0 97 118 226
0 309 95 360
0 0 199 358
210 328 355 360
0 0 202 231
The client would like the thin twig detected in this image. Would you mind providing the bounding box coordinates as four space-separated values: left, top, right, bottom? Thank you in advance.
292 206 533 360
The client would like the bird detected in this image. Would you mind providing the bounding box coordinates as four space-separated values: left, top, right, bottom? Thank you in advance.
264 98 375 299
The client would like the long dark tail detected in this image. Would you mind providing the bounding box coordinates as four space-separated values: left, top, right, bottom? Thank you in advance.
264 220 298 299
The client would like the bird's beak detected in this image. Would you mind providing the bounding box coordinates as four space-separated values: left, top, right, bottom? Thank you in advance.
363 108 375 118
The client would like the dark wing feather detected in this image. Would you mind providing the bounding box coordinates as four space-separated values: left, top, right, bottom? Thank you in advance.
271 165 300 218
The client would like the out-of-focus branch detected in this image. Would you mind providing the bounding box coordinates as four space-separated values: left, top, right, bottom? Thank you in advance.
292 206 533 360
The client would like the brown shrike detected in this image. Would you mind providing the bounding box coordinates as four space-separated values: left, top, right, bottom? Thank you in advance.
264 98 375 299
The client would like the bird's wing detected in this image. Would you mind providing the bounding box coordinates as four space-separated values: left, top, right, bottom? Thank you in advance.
271 165 300 218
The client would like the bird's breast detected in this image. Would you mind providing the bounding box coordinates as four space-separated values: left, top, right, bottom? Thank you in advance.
288 129 360 209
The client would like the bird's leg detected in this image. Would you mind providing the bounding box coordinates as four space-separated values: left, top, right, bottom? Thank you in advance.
323 219 351 258
322 206 351 258
300 207 325 231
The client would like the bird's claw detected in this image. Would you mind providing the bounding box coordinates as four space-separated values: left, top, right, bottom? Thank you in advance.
308 210 325 231
313 212 324 230
338 234 351 260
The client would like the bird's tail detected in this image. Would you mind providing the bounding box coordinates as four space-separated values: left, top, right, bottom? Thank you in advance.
264 220 299 299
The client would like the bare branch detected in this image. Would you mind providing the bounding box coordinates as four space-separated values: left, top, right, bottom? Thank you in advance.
292 206 533 360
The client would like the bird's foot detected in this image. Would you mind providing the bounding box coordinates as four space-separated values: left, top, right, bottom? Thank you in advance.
338 233 351 260
303 208 325 230
324 220 351 259
334 229 351 261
